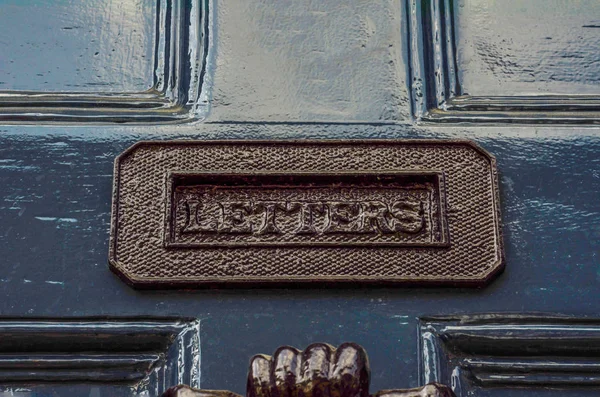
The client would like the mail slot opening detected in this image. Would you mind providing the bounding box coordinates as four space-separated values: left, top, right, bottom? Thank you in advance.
165 171 449 248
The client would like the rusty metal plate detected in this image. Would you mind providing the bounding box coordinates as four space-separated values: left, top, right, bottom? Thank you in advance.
109 140 503 288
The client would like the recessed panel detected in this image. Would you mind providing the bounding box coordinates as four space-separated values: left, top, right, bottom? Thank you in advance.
0 0 207 123
0 0 156 93
420 316 600 396
0 319 199 397
455 0 600 97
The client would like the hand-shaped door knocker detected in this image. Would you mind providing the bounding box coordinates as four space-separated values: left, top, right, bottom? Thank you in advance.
162 343 454 397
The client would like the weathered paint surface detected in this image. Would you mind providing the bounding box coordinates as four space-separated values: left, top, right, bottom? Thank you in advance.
1 125 599 393
0 0 599 396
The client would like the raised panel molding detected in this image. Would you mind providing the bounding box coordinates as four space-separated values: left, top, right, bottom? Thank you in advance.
407 0 600 124
0 318 200 396
419 315 600 395
0 0 209 124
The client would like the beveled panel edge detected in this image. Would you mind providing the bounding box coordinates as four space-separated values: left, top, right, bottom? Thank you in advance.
406 0 600 124
419 315 600 394
109 139 504 289
0 317 200 389
0 0 209 124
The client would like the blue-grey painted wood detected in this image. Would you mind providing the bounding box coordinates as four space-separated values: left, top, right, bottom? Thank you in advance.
420 316 600 394
0 124 598 395
0 318 199 395
0 0 599 396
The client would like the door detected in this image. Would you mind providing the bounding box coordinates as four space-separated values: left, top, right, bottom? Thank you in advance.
0 0 598 396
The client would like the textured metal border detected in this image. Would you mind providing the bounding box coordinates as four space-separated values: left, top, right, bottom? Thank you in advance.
109 139 504 288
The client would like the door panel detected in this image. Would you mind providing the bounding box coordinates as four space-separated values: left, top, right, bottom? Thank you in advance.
0 0 207 123
408 0 600 122
0 0 599 396
421 316 600 395
0 318 199 396
1 127 598 395
454 0 600 97
0 0 157 93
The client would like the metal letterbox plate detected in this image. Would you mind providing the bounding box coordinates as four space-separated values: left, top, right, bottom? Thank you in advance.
109 140 503 288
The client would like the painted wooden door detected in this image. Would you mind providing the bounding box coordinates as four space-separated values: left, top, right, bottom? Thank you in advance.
0 0 599 396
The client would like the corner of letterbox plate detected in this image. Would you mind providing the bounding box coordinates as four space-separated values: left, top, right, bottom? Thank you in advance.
109 141 151 289
455 139 497 163
460 139 505 287
108 261 173 290
108 257 138 288
405 139 503 288
107 139 506 289
106 255 156 289
482 255 506 287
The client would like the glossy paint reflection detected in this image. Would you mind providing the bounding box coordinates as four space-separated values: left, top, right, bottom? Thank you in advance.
0 124 599 395
0 0 156 92
208 0 410 122
455 0 600 96
0 0 599 396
